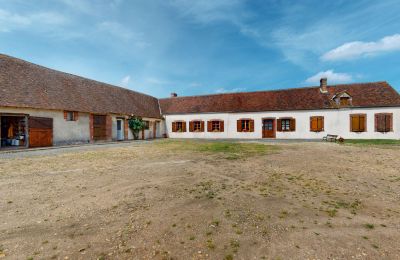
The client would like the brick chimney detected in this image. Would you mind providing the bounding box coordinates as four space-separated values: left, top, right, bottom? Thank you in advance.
170 92 178 97
320 78 328 93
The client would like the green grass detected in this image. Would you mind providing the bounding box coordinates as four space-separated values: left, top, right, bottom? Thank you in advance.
156 140 278 159
344 139 400 146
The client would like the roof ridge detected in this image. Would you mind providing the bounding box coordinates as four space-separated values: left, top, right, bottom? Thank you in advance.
159 81 389 100
0 53 157 100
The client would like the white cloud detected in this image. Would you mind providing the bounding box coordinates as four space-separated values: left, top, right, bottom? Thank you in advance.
305 70 353 84
0 9 68 32
120 75 131 86
322 34 400 61
215 87 246 94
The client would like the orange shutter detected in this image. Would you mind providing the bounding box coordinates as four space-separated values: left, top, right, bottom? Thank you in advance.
200 121 205 132
220 121 224 132
182 122 187 132
249 119 254 132
387 114 393 132
359 115 366 132
189 121 194 132
207 121 212 132
237 120 242 132
74 112 79 121
310 117 317 132
351 115 358 132
172 122 177 132
290 118 296 131
277 119 282 131
64 111 67 120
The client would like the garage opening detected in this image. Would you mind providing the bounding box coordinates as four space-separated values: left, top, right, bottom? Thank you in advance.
93 115 107 141
28 117 53 148
0 114 28 149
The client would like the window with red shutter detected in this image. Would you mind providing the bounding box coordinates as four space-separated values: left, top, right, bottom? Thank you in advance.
375 113 392 133
310 116 324 132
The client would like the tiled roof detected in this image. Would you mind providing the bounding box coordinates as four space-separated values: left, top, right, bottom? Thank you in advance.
159 82 400 114
0 54 161 118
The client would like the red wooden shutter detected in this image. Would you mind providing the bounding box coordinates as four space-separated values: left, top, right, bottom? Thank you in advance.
172 122 177 132
277 119 282 131
220 121 224 132
189 121 194 132
200 121 205 132
290 118 296 131
182 122 187 132
350 115 358 132
237 120 242 132
310 117 317 132
207 121 212 132
74 112 79 121
375 114 380 132
387 113 393 132
64 111 67 120
249 119 254 132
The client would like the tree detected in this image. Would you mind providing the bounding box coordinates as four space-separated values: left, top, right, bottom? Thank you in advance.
128 116 145 140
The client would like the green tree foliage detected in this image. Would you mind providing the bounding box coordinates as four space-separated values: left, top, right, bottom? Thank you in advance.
128 116 145 140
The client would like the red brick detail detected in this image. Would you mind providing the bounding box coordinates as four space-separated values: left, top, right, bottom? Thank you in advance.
124 118 129 140
89 114 94 142
106 115 112 141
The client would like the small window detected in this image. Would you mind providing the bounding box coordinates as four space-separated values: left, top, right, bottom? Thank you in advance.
212 121 220 132
207 120 224 132
143 120 150 130
65 111 77 121
242 120 250 131
375 113 392 133
350 114 366 132
310 116 324 132
176 122 183 132
172 121 186 132
340 97 350 106
193 121 201 131
277 118 295 132
237 119 254 132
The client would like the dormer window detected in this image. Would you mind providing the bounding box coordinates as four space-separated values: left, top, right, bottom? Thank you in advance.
333 91 352 107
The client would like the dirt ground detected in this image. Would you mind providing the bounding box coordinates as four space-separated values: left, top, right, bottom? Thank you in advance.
0 140 399 260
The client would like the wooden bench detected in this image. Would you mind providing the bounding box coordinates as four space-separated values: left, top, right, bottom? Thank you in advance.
323 134 338 142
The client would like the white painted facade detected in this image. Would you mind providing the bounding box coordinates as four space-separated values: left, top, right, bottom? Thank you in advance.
164 107 400 139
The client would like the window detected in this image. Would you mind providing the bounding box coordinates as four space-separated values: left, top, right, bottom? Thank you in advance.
350 114 366 132
277 118 295 132
143 120 150 130
375 113 392 133
172 121 186 132
207 120 224 132
310 116 324 132
237 119 254 132
189 120 204 132
64 111 77 121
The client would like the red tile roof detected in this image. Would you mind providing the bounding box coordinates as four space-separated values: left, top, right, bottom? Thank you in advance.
0 54 161 118
159 82 400 114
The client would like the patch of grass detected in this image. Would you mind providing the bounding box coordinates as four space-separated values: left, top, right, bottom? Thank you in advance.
344 139 400 146
364 223 375 230
156 140 278 159
224 254 233 260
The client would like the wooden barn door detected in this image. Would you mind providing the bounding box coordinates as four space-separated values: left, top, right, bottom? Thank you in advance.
93 115 107 141
29 117 53 147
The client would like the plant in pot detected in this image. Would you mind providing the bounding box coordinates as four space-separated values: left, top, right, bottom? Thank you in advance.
128 116 145 140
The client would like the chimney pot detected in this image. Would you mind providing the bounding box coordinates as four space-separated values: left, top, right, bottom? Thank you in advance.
320 78 328 93
170 92 178 97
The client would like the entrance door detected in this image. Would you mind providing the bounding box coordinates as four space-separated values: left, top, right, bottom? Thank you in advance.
29 117 53 147
93 115 107 141
262 118 276 138
117 119 124 141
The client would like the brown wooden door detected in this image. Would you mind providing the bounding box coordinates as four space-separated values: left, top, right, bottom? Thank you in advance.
93 115 107 140
29 117 53 147
262 119 276 138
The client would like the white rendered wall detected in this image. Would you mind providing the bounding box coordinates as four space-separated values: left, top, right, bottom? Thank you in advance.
164 107 400 139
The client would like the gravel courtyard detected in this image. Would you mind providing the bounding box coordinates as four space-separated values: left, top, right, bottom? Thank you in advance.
1 140 399 259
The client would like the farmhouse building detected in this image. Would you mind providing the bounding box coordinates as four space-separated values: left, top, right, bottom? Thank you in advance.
1 54 400 149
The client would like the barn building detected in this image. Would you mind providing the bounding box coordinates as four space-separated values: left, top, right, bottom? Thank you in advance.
1 54 400 149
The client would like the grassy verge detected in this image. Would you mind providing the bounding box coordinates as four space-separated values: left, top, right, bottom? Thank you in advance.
155 140 278 159
344 139 400 146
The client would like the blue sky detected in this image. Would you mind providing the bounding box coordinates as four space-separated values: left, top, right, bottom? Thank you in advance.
1 0 400 98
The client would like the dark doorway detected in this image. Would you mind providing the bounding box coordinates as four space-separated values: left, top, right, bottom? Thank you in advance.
0 115 27 148
262 118 276 138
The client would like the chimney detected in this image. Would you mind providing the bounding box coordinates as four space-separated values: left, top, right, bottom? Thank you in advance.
320 78 328 93
170 92 178 98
